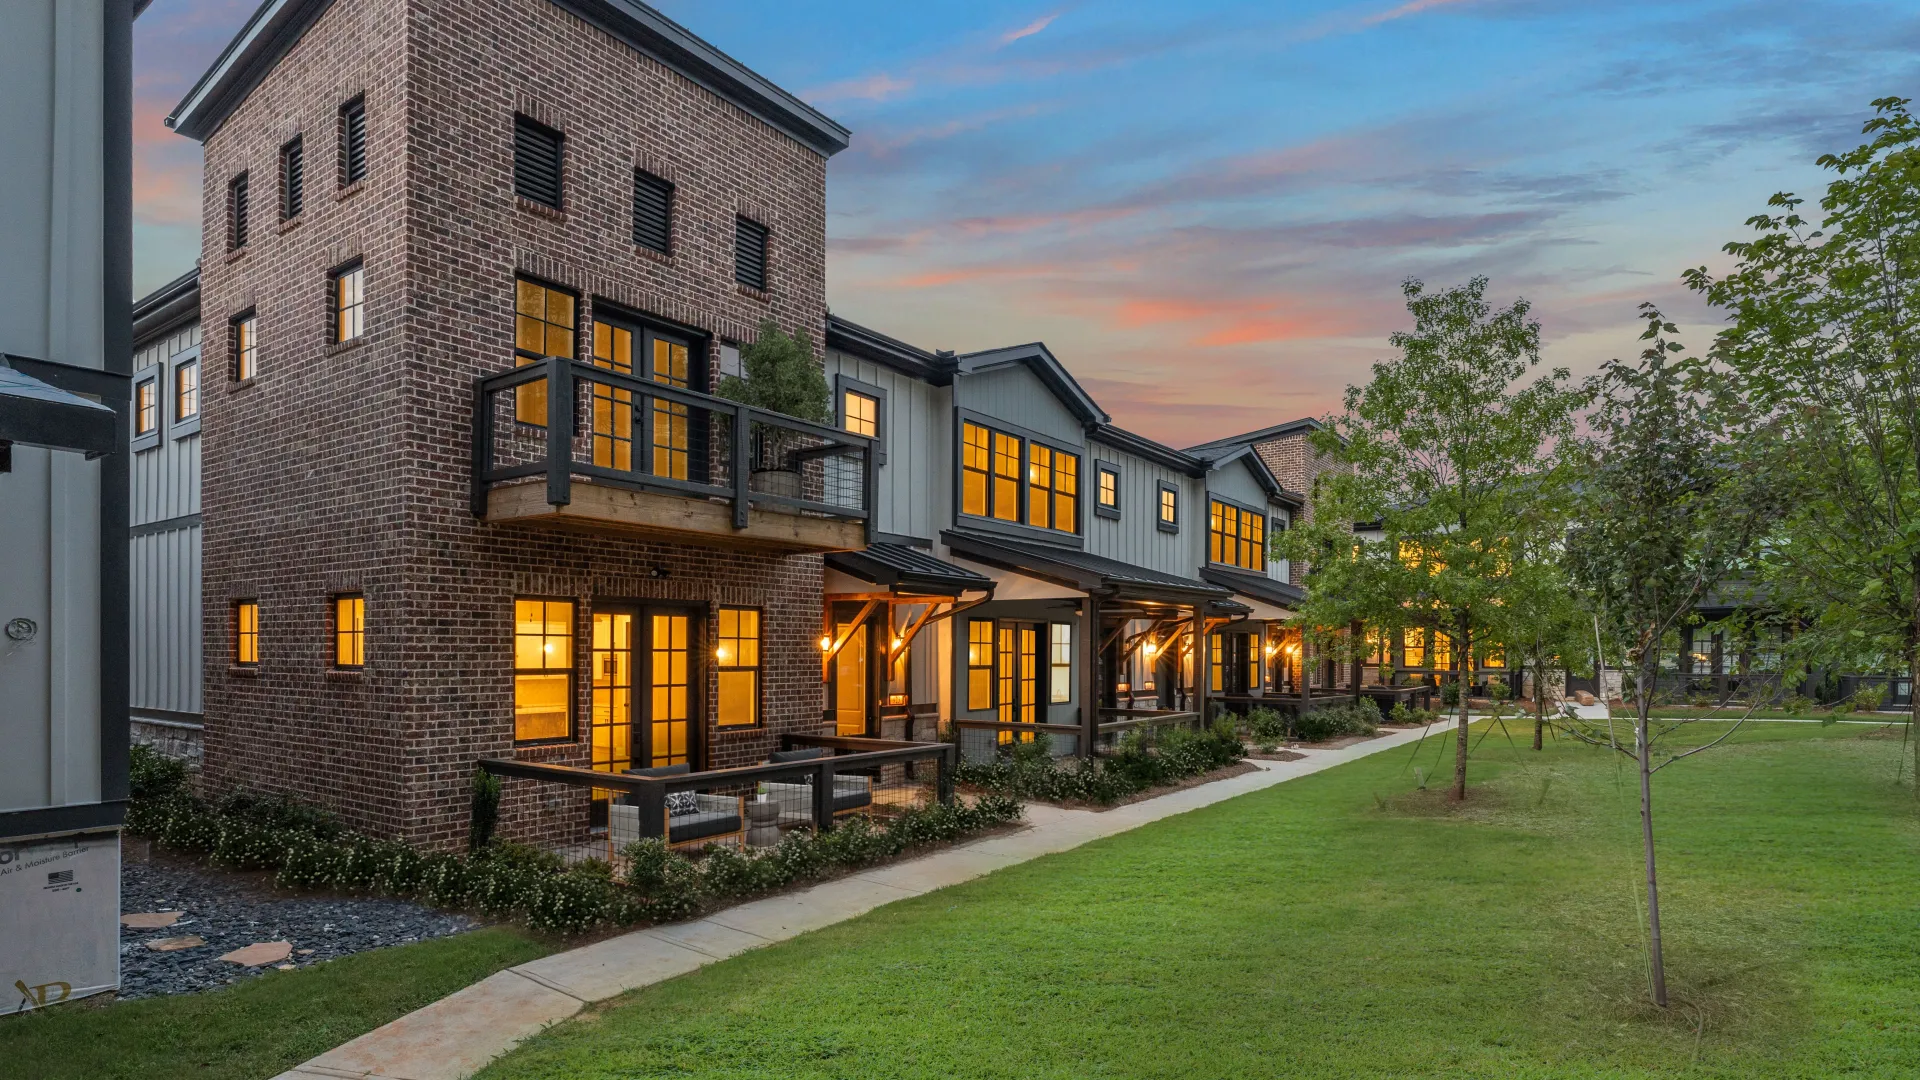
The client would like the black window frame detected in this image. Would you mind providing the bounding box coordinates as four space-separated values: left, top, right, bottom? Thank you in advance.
512 595 577 745
1207 495 1266 573
631 168 673 254
834 374 887 465
734 216 769 290
132 373 160 449
513 114 564 210
339 95 367 186
1094 461 1122 520
228 171 250 250
1156 480 1180 533
280 134 304 221
233 599 259 667
230 308 258 381
714 605 762 729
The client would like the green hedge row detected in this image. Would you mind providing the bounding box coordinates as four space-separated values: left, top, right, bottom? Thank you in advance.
952 719 1245 804
126 745 1023 936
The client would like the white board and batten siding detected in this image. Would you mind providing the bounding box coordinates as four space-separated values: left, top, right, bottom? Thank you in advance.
825 348 952 541
129 323 204 721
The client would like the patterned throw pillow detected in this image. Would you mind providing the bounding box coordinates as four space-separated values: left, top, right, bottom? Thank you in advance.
664 791 700 816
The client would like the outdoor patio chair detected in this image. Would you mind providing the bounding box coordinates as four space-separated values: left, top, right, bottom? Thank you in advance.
607 763 745 851
755 748 874 824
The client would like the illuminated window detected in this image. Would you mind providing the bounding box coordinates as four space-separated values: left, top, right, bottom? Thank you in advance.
589 320 634 471
843 389 878 438
1403 627 1424 669
1096 464 1120 516
331 262 365 343
174 359 199 421
992 432 1020 522
967 619 994 710
1481 646 1505 669
513 278 575 425
962 422 990 517
1049 623 1072 703
1209 632 1223 693
1432 632 1452 672
997 625 1016 721
1027 445 1077 533
232 313 258 380
134 378 157 436
648 333 692 480
716 607 759 728
234 601 259 665
513 598 574 742
334 595 365 668
1209 499 1265 572
1157 483 1179 531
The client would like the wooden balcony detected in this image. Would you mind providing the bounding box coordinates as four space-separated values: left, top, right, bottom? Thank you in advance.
472 357 874 553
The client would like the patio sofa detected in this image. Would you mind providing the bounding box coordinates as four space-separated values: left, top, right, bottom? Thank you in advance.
754 747 873 825
607 763 744 850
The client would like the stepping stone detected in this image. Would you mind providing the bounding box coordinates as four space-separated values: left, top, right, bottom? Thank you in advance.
146 935 205 951
220 940 293 967
121 911 184 929
297 948 315 956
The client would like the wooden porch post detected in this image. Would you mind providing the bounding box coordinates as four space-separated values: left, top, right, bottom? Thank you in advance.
1082 594 1102 757
1191 605 1209 723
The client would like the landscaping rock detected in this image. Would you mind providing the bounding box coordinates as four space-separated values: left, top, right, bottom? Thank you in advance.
219 940 293 966
119 856 475 1000
146 935 205 951
121 910 183 928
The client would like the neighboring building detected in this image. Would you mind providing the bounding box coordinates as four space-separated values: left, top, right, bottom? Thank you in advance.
129 268 205 762
165 0 855 851
0 0 139 1011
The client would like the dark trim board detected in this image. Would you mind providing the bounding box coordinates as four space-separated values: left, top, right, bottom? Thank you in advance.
131 708 206 727
0 802 126 842
131 512 204 537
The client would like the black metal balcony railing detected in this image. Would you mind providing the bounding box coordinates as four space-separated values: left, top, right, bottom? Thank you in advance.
471 355 875 536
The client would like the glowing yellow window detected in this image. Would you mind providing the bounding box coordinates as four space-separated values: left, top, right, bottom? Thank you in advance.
234 601 259 665
1027 443 1053 529
1053 452 1077 532
967 619 994 710
513 598 574 743
513 279 575 425
962 422 990 517
334 595 365 668
992 432 1020 522
716 607 759 728
590 321 634 471
1403 627 1425 669
843 390 878 438
650 336 690 480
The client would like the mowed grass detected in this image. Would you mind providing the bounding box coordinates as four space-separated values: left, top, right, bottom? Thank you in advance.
478 723 1920 1080
0 925 553 1080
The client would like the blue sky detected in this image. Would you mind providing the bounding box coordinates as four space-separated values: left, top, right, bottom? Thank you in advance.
132 0 1920 445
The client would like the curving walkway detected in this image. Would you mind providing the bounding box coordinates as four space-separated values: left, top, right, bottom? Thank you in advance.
271 724 1448 1080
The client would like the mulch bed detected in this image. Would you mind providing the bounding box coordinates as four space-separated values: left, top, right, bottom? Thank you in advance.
116 844 476 1000
1244 749 1308 762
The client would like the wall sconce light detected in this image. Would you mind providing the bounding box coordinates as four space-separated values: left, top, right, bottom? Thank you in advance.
715 645 730 662
819 635 833 652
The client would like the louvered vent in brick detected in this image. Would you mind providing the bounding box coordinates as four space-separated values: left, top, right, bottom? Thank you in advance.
514 115 563 209
632 169 673 253
734 216 768 290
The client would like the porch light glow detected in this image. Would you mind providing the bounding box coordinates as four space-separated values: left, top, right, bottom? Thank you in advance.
715 645 730 662
1142 642 1157 656
892 636 904 651
819 635 833 651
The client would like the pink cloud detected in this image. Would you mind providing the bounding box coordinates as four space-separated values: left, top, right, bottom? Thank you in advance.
805 72 914 104
999 13 1059 46
1362 0 1476 28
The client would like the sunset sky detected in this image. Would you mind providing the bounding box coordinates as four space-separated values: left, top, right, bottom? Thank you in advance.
132 0 1919 447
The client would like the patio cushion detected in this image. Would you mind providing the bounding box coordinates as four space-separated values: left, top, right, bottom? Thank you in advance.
758 777 872 815
664 790 699 816
626 763 691 778
768 747 827 763
667 809 740 845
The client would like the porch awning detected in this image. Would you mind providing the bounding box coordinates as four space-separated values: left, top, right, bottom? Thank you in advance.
1201 567 1303 620
826 542 993 595
942 529 1232 607
0 359 117 457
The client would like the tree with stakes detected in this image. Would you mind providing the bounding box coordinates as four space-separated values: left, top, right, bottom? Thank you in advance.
1562 306 1779 1008
1684 97 1920 777
1277 276 1586 800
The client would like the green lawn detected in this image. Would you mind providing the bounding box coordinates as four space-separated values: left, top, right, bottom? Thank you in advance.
478 724 1920 1079
0 926 553 1080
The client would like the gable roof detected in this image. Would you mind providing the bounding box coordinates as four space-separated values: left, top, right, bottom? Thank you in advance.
954 342 1109 427
1184 417 1331 455
167 0 851 157
133 266 201 348
1186 440 1305 508
825 314 953 384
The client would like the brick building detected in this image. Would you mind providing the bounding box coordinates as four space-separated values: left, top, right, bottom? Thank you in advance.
165 0 857 850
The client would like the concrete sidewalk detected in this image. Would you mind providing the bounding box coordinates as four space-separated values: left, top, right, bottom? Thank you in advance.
272 724 1445 1080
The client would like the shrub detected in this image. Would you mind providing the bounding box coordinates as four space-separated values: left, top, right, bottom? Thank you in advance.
1294 700 1380 741
470 767 502 853
1440 681 1462 708
958 721 1243 805
277 832 347 889
129 743 189 800
1389 702 1440 726
1850 683 1889 713
1782 693 1817 716
526 868 619 935
1247 706 1287 746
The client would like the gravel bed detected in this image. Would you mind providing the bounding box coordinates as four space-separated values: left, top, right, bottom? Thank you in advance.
118 853 476 999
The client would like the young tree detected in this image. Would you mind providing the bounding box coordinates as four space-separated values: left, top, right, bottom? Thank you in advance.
1279 277 1585 799
1501 535 1590 750
1562 307 1778 1008
1685 97 1920 780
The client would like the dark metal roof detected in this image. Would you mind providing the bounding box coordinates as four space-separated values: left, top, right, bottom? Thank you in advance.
827 543 993 595
1089 423 1205 475
134 266 200 347
1201 567 1304 611
1184 417 1334 454
942 529 1230 604
954 343 1110 427
825 315 954 384
167 0 851 157
1 356 123 457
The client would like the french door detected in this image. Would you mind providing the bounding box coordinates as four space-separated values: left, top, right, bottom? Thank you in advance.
997 622 1042 741
588 315 700 483
589 605 698 821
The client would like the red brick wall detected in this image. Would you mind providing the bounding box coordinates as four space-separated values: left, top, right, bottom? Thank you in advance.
198 0 833 852
1251 431 1344 584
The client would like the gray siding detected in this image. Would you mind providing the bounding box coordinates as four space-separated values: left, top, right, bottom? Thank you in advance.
825 348 950 540
956 365 1085 447
1085 442 1202 577
130 321 203 719
1206 457 1268 513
